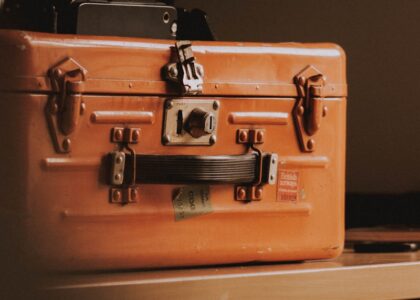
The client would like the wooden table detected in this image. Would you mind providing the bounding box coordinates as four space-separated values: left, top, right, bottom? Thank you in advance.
42 250 420 300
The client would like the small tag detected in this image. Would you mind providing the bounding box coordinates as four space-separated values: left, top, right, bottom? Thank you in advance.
277 170 299 202
172 186 212 221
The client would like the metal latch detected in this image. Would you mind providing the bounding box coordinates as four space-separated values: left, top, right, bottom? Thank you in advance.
293 65 328 152
47 58 87 153
163 41 204 95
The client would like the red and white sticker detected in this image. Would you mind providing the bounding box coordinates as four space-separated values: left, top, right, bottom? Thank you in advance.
277 170 300 202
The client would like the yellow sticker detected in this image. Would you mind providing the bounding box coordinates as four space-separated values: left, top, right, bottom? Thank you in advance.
172 186 212 221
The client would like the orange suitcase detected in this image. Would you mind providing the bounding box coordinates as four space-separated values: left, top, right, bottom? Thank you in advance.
0 30 347 270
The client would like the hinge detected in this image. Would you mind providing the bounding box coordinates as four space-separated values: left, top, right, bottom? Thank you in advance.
47 58 87 153
163 41 204 95
235 153 278 202
293 65 328 152
109 151 138 205
235 125 278 202
108 129 140 206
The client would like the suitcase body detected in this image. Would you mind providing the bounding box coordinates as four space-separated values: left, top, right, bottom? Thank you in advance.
0 30 347 270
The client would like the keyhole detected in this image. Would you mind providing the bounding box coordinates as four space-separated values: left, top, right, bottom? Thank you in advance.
177 110 183 135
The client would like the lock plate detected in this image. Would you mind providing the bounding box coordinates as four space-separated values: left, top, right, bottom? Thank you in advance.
162 99 220 146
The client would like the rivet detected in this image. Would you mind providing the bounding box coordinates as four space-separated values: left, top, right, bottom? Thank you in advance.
166 100 173 109
237 188 247 200
298 76 306 86
209 135 217 145
239 130 248 142
169 66 178 78
50 103 58 114
162 134 171 144
53 68 63 78
297 105 305 116
128 83 133 88
62 138 71 152
256 85 260 90
322 106 328 117
255 187 263 199
307 139 315 150
114 129 123 141
114 174 122 181
270 175 275 181
213 101 220 110
80 102 86 115
272 158 277 165
112 190 122 202
116 156 123 164
130 189 138 201
214 84 219 89
132 130 140 141
256 130 264 142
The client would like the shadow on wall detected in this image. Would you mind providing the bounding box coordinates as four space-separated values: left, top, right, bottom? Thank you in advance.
177 0 420 194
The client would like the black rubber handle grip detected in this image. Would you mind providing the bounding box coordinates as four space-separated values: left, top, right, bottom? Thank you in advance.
124 153 258 184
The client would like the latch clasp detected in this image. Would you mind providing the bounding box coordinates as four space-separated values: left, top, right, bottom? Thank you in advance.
293 65 327 152
47 58 87 153
163 41 204 95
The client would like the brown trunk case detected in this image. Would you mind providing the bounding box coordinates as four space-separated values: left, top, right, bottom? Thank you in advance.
0 30 347 270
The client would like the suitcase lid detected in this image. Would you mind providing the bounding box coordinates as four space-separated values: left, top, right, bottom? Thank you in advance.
0 30 347 97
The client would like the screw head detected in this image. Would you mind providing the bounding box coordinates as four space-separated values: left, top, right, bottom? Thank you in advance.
239 130 248 143
132 130 140 142
50 103 59 115
209 135 217 145
237 188 247 200
256 130 264 143
53 68 63 78
130 189 138 201
272 157 277 165
114 129 123 141
166 100 174 110
80 102 86 115
298 76 306 86
162 134 171 144
297 105 305 116
307 139 315 150
116 156 123 164
168 66 178 78
213 101 220 110
112 190 122 202
322 106 328 117
254 187 263 199
62 138 71 152
114 174 122 182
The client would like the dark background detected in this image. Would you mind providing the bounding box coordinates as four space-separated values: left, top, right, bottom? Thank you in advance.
177 0 420 195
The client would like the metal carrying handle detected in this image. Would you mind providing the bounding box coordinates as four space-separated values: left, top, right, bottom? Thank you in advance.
110 152 277 186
